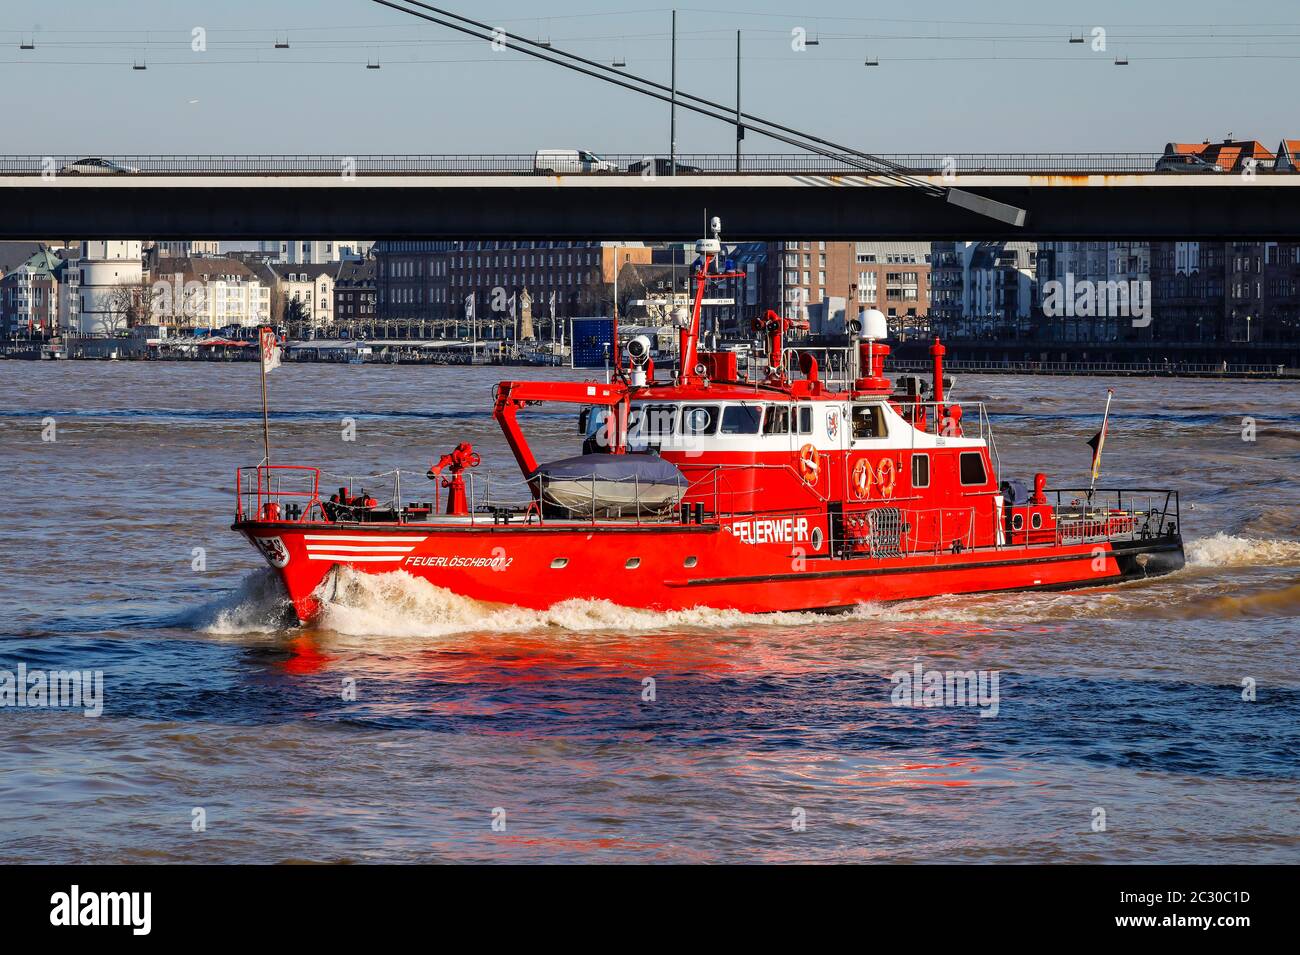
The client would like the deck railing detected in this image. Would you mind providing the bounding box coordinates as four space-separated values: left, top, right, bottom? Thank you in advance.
234 465 1178 561
1046 487 1180 544
236 460 833 528
236 465 321 523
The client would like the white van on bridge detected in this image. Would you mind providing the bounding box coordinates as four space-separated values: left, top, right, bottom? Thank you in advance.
533 149 619 174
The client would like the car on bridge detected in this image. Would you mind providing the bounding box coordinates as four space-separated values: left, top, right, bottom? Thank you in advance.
625 157 704 176
58 157 140 176
1154 153 1222 174
533 149 619 174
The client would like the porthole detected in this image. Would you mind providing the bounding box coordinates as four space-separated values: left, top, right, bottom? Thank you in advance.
550 557 568 569
1012 513 1024 531
811 527 824 552
683 556 698 568
1030 512 1043 530
626 557 641 569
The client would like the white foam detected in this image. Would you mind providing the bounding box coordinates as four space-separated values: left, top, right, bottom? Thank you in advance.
1186 533 1300 568
193 533 1299 638
192 568 298 635
314 566 853 637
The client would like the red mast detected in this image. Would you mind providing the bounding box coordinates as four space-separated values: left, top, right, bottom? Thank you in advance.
678 217 745 386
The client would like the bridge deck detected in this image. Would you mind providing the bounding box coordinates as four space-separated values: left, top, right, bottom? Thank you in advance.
5 162 1299 240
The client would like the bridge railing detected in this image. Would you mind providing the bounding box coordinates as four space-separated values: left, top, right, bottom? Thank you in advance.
888 358 1288 376
0 152 1227 177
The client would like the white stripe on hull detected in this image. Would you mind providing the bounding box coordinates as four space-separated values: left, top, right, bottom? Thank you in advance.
304 535 428 543
306 554 410 562
303 544 415 553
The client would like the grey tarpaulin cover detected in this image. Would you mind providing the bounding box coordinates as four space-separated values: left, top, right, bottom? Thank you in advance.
532 453 687 518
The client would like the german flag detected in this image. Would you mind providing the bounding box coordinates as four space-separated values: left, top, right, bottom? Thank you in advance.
1088 389 1115 484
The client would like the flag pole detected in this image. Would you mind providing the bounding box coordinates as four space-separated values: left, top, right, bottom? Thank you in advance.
1089 387 1114 495
259 326 272 466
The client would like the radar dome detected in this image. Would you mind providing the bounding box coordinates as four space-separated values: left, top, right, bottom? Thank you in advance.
860 308 888 341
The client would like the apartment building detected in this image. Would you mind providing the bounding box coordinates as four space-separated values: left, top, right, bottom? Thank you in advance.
1036 241 1151 342
448 241 653 336
372 240 655 337
334 259 377 333
0 246 65 338
258 239 373 265
151 257 272 330
374 240 453 333
1224 242 1300 343
929 241 1039 339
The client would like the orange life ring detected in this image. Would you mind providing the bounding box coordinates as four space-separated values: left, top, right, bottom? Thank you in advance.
851 457 897 499
876 457 897 498
797 443 820 484
851 458 871 498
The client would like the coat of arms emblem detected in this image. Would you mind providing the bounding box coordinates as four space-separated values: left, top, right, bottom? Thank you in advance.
254 535 290 568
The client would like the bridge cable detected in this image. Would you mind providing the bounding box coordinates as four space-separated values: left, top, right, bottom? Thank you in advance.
369 0 1028 223
378 0 928 188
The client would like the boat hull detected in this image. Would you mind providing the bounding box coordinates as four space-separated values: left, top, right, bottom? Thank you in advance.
234 519 1186 624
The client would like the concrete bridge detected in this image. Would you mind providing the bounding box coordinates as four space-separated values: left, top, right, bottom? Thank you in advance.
4 153 1299 240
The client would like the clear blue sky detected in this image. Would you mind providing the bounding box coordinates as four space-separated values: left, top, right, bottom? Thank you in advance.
4 0 1298 155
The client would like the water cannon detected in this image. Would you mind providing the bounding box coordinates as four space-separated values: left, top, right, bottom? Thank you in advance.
427 442 481 516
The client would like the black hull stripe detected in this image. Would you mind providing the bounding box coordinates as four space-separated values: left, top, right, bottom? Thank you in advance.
777 565 1179 614
671 539 1184 587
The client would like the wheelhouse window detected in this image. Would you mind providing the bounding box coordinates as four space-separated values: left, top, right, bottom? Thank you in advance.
959 451 988 485
629 404 677 439
581 407 609 440
720 404 763 435
681 405 719 436
851 403 888 440
763 405 790 435
797 405 813 434
912 453 930 488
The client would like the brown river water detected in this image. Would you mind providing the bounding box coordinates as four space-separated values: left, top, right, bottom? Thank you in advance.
0 361 1297 863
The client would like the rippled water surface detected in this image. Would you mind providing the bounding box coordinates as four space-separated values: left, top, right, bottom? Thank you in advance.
1 361 1297 863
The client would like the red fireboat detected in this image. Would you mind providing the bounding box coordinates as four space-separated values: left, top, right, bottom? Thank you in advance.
234 222 1185 624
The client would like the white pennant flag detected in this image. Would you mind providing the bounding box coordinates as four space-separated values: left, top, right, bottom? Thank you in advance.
259 326 281 373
